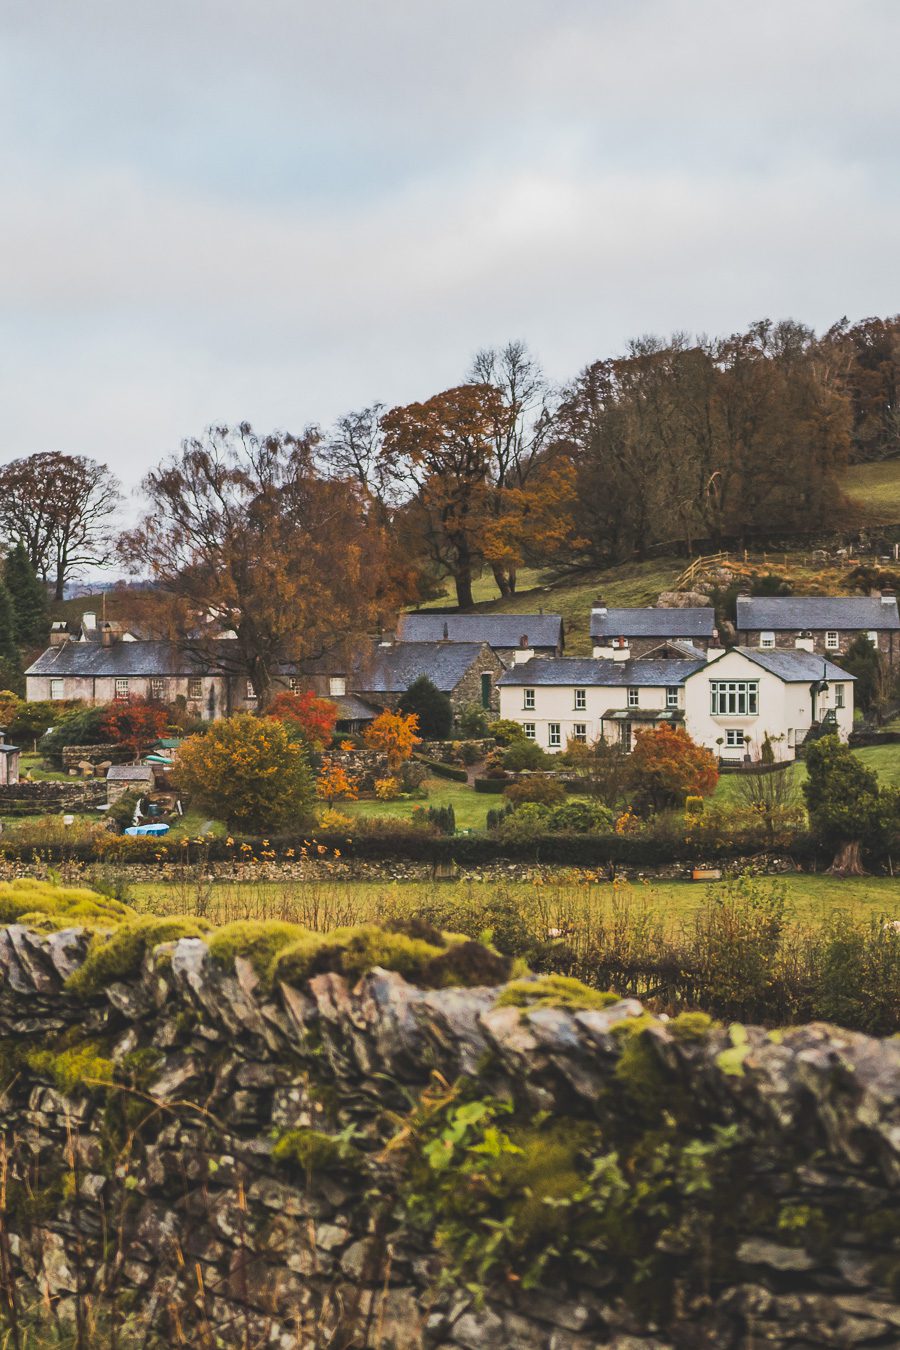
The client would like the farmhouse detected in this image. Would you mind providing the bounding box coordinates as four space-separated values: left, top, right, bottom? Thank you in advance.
498 648 854 761
397 612 564 664
736 594 899 664
352 641 505 715
590 601 717 658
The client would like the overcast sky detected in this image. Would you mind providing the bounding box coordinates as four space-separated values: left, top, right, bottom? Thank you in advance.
1 0 897 504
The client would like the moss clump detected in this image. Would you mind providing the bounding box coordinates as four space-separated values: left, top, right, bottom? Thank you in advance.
0 878 134 929
65 915 210 996
613 1021 671 1117
207 919 308 983
497 976 620 1012
668 1011 719 1043
26 1041 114 1096
272 1127 362 1176
273 924 442 988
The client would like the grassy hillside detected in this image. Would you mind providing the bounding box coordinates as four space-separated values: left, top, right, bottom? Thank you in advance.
843 458 900 524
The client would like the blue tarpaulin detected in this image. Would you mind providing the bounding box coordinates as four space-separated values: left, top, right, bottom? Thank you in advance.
124 823 170 837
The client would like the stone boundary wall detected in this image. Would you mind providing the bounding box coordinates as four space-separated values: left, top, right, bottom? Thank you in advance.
1 927 900 1347
0 780 107 815
61 744 132 768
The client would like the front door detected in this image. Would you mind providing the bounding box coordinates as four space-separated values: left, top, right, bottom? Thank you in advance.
480 672 492 709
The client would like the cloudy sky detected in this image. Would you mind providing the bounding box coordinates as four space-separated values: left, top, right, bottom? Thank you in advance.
1 0 897 502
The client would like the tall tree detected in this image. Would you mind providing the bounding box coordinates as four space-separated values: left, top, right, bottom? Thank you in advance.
0 452 121 599
120 424 406 710
4 542 49 649
0 580 23 692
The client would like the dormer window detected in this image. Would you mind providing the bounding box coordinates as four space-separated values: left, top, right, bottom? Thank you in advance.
760 631 775 649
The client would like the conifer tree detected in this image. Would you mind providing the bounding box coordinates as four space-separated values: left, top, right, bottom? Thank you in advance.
5 542 49 648
0 580 23 692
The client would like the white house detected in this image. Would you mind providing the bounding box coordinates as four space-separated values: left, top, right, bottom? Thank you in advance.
497 649 854 761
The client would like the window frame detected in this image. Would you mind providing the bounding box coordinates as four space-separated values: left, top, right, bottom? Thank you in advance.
329 676 347 697
834 683 845 709
666 686 679 709
574 688 586 711
114 678 129 701
627 687 639 708
289 677 303 694
548 722 561 748
187 677 203 700
523 688 535 710
246 680 257 700
710 680 758 716
724 729 745 749
522 722 536 740
49 678 65 701
572 723 587 743
825 630 839 650
760 631 775 649
149 678 167 703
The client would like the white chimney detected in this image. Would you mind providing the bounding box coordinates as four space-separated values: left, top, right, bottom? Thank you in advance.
880 591 896 605
82 611 97 631
591 597 607 618
513 637 535 665
611 644 630 663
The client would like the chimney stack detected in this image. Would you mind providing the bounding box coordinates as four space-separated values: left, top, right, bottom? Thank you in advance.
82 611 97 632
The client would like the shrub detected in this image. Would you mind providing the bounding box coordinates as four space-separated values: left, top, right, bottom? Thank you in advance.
267 690 338 749
482 748 508 779
398 676 453 739
545 800 614 833
685 795 703 815
40 705 110 766
803 733 896 873
496 802 551 840
502 739 549 772
317 807 354 831
364 709 421 770
375 776 401 800
316 758 359 806
416 756 468 782
626 725 718 813
173 714 315 833
456 740 481 766
504 774 566 807
474 776 507 793
488 719 528 746
457 703 490 737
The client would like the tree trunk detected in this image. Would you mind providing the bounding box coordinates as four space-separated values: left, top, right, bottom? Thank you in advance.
491 562 512 598
828 840 866 876
454 570 474 610
54 561 65 602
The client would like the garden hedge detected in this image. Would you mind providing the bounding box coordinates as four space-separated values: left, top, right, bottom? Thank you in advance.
473 777 507 793
414 756 468 782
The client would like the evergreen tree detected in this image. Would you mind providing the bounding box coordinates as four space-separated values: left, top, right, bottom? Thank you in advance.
0 581 23 693
5 542 49 648
398 676 453 739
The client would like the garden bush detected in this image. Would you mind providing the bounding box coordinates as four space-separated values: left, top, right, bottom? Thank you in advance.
503 773 567 807
502 739 549 772
474 776 507 793
456 703 490 737
488 718 528 746
415 756 468 782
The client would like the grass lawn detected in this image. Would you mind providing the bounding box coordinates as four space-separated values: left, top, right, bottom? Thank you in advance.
843 460 900 524
18 752 69 782
713 740 900 803
130 872 900 934
343 776 494 833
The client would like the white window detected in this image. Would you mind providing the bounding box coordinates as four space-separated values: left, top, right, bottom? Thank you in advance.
760 631 775 649
523 688 535 710
548 722 561 748
710 681 758 716
574 688 586 710
825 631 839 650
246 680 257 700
725 729 745 749
114 679 129 701
627 687 639 708
523 722 536 740
289 677 303 694
329 676 346 697
666 687 679 709
572 723 587 743
867 631 879 646
49 678 64 701
834 683 845 709
150 678 167 702
187 677 203 700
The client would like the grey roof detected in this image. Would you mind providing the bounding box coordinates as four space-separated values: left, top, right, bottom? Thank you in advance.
736 595 900 632
728 648 856 682
642 639 710 661
591 607 715 640
354 642 493 694
399 612 563 649
498 657 706 687
107 765 155 781
333 693 380 722
26 641 213 678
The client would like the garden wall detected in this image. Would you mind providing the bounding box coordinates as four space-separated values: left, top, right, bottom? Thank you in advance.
1 922 900 1347
0 780 107 817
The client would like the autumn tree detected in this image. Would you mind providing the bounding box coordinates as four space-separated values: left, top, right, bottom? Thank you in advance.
173 714 315 832
315 758 359 807
120 425 407 710
0 453 121 599
626 725 718 813
363 709 420 771
99 697 169 760
268 690 338 750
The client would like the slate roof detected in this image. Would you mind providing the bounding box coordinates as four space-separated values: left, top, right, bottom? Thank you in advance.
736 596 900 632
591 607 716 640
399 612 563 649
498 658 706 687
333 693 380 722
354 642 493 694
729 649 856 683
26 641 212 678
107 765 155 781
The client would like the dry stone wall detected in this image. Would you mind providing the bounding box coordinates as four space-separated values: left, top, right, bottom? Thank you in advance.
1 925 900 1347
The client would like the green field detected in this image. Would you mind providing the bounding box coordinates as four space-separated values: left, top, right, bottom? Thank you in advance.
843 459 900 524
129 872 900 934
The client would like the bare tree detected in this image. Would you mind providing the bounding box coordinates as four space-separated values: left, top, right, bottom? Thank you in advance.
321 403 393 504
732 758 803 847
0 452 121 599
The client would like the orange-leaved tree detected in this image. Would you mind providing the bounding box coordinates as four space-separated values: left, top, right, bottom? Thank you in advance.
626 725 718 813
99 697 169 760
268 690 338 750
173 714 314 832
363 710 420 772
315 758 359 807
